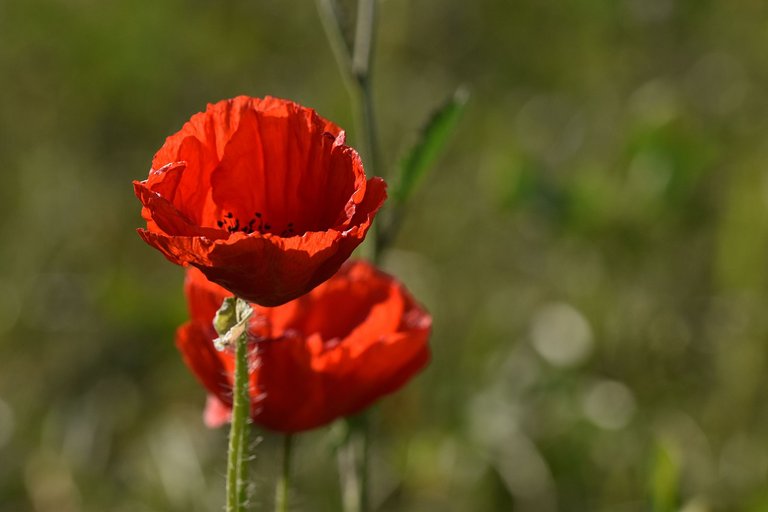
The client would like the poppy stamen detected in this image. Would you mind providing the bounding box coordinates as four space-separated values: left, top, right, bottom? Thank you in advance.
217 211 295 236
280 222 296 237
219 213 248 233
252 212 266 234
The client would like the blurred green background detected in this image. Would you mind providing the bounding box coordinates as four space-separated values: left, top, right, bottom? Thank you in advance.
2 0 768 510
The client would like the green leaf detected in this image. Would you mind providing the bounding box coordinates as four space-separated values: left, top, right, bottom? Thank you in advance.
394 87 469 204
650 441 680 512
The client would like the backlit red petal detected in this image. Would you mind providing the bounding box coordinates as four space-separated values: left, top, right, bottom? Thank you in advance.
177 260 431 432
137 96 386 306
175 322 232 407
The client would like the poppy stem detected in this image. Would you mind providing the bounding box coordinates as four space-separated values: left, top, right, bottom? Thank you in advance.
317 1 379 509
358 414 371 512
349 2 377 506
352 0 382 176
314 0 382 181
315 0 357 93
337 413 371 512
275 434 293 512
226 300 252 512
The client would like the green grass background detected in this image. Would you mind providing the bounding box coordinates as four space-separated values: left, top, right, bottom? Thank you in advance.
2 0 768 510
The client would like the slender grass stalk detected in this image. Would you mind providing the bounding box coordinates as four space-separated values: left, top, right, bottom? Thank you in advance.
315 2 381 510
315 0 355 91
336 436 356 512
336 413 373 512
351 0 381 181
275 434 294 512
314 0 381 179
351 4 379 501
357 415 370 512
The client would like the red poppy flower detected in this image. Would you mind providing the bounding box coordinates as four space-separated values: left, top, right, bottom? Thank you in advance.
176 260 431 433
134 96 386 306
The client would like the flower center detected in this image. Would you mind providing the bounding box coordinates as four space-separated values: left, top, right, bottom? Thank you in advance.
216 211 296 237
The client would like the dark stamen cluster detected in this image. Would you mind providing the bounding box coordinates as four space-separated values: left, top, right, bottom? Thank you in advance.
216 212 296 236
280 223 295 237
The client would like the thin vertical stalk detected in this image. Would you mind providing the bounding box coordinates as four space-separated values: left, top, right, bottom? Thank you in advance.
226 326 250 512
315 0 358 100
315 2 380 511
336 417 370 512
351 0 383 262
337 436 358 512
356 74 381 181
351 2 379 495
314 0 382 180
352 0 381 180
275 434 294 512
358 415 370 512
352 0 376 78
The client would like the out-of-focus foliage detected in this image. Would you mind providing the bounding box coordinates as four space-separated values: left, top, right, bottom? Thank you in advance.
393 87 468 204
1 0 768 510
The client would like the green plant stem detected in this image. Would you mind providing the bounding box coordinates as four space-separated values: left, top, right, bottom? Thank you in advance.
337 415 370 512
349 1 377 503
351 0 381 179
314 0 357 97
336 439 355 512
275 434 293 512
356 73 381 182
315 2 380 510
352 1 379 487
226 316 250 512
358 415 370 512
314 0 381 179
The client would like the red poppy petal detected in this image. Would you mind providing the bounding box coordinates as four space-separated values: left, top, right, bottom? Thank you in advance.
152 136 221 225
203 395 232 428
200 230 348 306
256 96 343 136
154 96 347 234
275 269 388 343
254 327 430 432
346 177 387 230
311 291 405 364
177 259 431 433
138 96 386 307
184 266 231 325
176 322 232 408
209 105 359 234
346 328 431 400
153 96 250 169
134 177 225 239
153 97 284 226
329 144 368 230
136 229 216 267
245 261 430 432
140 228 360 306
254 334 328 432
